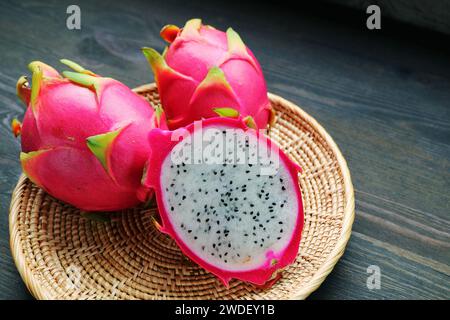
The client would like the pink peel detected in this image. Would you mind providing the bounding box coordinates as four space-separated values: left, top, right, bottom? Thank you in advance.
144 19 271 130
16 60 165 211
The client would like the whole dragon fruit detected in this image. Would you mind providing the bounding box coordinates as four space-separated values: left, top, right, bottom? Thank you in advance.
14 60 165 211
142 116 303 286
142 19 273 130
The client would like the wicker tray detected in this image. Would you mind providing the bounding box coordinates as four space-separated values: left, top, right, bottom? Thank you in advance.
9 84 354 300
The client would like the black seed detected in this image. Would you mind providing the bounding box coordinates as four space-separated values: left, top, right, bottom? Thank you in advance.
279 221 283 224
188 230 192 233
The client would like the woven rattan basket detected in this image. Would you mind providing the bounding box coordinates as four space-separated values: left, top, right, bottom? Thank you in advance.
9 84 354 300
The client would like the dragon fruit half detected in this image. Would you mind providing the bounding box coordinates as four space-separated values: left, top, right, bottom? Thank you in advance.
142 19 273 130
142 116 304 286
15 60 165 211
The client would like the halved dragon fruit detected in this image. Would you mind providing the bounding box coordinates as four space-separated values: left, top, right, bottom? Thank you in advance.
14 60 165 211
142 19 273 130
142 116 303 286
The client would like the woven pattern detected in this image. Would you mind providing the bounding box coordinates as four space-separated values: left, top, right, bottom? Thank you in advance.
9 84 354 300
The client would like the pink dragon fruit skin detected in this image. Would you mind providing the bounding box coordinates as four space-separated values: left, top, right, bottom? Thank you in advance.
142 117 304 286
142 19 273 130
16 60 165 211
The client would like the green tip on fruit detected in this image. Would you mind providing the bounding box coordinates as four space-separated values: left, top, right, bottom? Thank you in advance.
62 71 104 99
20 149 52 185
142 47 168 75
28 63 43 113
86 128 123 174
226 28 259 71
62 71 98 88
201 66 232 90
270 259 278 266
226 28 247 54
16 76 30 105
243 116 257 129
181 18 202 37
160 24 180 43
213 107 239 118
20 149 48 162
60 59 96 76
154 104 164 127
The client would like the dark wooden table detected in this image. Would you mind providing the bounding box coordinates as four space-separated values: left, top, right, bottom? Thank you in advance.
1 0 449 299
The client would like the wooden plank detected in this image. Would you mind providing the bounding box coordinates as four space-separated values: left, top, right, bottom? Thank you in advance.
0 0 448 299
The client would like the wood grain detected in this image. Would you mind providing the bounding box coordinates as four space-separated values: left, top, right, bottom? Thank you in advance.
0 0 449 299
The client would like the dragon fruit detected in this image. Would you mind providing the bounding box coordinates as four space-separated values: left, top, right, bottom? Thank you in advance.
142 116 303 286
15 60 165 211
142 19 273 130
